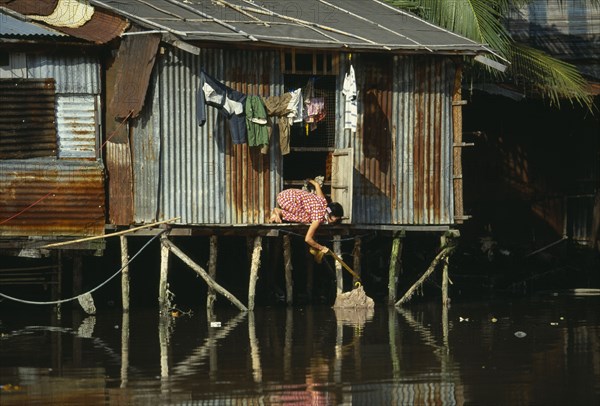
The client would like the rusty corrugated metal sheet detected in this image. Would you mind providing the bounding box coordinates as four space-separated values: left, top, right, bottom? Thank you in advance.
0 78 57 159
0 160 105 237
350 55 456 225
132 47 283 225
56 95 98 159
354 54 394 224
1 0 128 44
110 28 161 119
225 49 280 225
0 0 58 15
106 141 133 225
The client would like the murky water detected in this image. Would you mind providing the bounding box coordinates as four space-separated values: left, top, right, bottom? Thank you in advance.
1 291 599 405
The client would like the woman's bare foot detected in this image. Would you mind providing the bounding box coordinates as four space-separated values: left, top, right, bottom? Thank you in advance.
269 208 282 223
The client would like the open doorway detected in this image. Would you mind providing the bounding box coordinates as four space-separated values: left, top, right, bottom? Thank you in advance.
282 74 337 197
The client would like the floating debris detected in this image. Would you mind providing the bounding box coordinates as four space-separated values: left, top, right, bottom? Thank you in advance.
514 331 527 338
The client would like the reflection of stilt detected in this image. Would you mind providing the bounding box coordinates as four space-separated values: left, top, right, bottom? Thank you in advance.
333 236 342 295
388 308 401 379
120 312 129 388
248 311 262 383
284 307 293 381
207 235 218 319
283 235 293 306
388 231 404 306
121 236 129 313
248 236 262 311
159 316 171 397
171 313 247 377
334 318 343 383
161 236 248 311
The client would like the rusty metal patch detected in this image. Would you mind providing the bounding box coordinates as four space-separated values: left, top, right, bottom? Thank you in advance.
0 78 57 159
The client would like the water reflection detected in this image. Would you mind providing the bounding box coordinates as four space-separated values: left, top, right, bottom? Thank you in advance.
1 294 599 405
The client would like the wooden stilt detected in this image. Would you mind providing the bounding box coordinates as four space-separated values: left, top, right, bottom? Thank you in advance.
353 237 362 286
442 257 449 307
207 235 218 318
388 231 405 306
158 234 170 313
161 236 248 311
395 246 454 306
73 253 83 297
248 236 262 311
334 236 342 295
283 235 293 306
120 235 130 313
56 251 63 317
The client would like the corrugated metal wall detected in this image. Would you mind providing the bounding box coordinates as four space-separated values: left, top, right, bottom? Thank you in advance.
0 51 104 237
133 47 283 225
347 54 456 225
0 160 105 237
133 48 459 226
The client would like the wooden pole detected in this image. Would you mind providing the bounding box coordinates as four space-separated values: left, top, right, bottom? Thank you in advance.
353 237 361 286
395 246 454 306
334 235 342 295
442 256 449 307
42 217 180 248
207 235 218 318
73 253 83 298
388 231 404 306
158 234 170 313
248 236 262 311
283 235 293 306
121 235 130 313
161 237 248 311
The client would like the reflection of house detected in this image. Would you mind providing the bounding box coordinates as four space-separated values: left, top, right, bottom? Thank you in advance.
1 0 491 302
462 0 600 253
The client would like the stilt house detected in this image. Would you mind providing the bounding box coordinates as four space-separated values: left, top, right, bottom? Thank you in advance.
1 0 492 305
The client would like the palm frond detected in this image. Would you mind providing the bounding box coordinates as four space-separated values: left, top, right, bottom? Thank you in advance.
507 42 594 109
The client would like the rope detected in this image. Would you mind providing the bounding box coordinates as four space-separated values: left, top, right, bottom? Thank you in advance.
0 230 166 306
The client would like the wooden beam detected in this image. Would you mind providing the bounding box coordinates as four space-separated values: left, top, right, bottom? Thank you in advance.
161 237 248 312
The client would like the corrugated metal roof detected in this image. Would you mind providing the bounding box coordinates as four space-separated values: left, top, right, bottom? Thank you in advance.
506 1 600 63
0 9 66 37
91 0 488 53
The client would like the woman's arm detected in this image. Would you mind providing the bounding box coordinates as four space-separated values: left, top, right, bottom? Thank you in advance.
305 220 329 253
309 179 325 198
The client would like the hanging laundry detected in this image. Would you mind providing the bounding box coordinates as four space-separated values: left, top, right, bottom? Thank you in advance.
304 97 326 131
288 88 303 123
342 64 358 132
245 95 269 151
262 92 293 155
197 70 247 144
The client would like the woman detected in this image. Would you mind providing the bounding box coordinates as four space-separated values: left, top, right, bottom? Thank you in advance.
269 179 344 254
